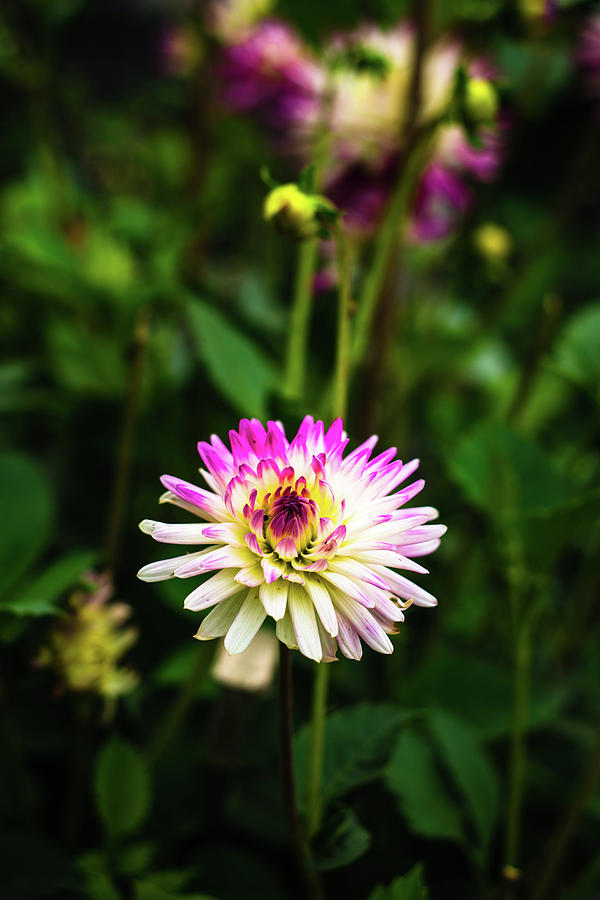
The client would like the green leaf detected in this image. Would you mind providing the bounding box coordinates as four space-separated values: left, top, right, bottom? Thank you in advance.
0 549 96 616
313 806 371 871
426 710 498 852
48 319 128 397
368 863 430 900
187 300 277 418
117 842 155 877
295 703 408 809
553 303 600 399
385 727 465 844
449 423 572 517
95 738 151 838
77 853 120 900
0 453 54 598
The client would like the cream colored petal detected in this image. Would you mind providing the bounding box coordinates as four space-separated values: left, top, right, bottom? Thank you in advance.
259 580 288 620
224 589 267 655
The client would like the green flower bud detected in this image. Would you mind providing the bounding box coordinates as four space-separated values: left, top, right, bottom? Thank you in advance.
264 183 336 240
464 78 499 125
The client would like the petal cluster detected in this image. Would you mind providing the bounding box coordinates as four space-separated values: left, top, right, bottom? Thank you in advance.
138 418 445 663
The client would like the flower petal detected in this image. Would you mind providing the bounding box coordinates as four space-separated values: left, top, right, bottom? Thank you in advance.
259 580 288 620
137 551 206 582
288 583 322 662
304 577 338 637
194 593 245 640
224 588 267 655
276 610 298 649
184 571 242 611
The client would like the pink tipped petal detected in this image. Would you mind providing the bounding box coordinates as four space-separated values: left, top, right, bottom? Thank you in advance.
400 538 442 557
137 551 206 582
160 475 225 520
335 614 363 660
261 558 284 583
184 571 242 611
334 592 394 655
373 566 439 607
275 537 298 561
174 547 251 578
321 571 374 608
234 564 265 587
245 532 264 555
141 520 227 545
224 589 267 655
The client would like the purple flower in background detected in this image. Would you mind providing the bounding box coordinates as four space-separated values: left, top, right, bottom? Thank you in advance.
577 13 600 97
411 163 472 242
437 124 504 183
325 156 399 234
138 417 444 662
218 20 324 140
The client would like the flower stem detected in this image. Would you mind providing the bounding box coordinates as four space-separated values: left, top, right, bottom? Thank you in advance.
504 619 531 882
333 223 352 421
278 645 309 859
350 0 431 372
146 644 213 766
306 661 329 839
532 729 600 900
283 238 319 402
104 305 151 573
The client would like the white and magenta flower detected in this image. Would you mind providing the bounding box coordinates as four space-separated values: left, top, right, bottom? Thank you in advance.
217 20 324 141
138 418 445 663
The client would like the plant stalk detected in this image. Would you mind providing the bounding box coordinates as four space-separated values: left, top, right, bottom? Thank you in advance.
504 619 532 889
283 238 320 401
146 645 213 766
306 662 330 840
333 223 352 421
532 730 600 900
104 305 151 573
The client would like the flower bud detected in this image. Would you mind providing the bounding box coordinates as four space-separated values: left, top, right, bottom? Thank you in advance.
464 78 499 124
474 222 512 262
264 183 336 240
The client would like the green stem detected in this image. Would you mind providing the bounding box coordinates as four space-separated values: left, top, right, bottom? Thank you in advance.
333 224 352 421
504 619 531 885
283 239 319 401
532 730 600 900
146 644 213 766
350 134 431 371
278 647 316 885
104 305 151 573
306 662 330 839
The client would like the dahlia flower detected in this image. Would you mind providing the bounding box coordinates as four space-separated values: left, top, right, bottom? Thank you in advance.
138 418 445 663
218 20 324 141
326 24 461 165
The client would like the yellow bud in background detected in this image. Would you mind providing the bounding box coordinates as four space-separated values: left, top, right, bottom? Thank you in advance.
264 183 337 240
474 222 513 263
264 183 321 239
465 78 499 125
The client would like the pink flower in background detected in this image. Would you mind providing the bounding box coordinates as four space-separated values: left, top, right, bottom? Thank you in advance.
218 20 324 140
138 417 444 662
411 162 472 242
577 13 600 97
